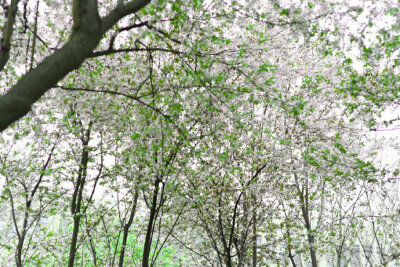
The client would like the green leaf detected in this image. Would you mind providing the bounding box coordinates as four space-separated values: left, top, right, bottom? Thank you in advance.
280 9 290 16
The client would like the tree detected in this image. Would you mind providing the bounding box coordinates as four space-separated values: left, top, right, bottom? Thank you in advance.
1 0 400 266
0 108 63 266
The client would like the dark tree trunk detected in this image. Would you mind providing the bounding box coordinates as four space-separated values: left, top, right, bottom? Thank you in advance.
68 135 89 267
119 189 139 267
68 215 83 267
142 179 161 267
252 196 257 267
300 196 318 267
15 214 28 267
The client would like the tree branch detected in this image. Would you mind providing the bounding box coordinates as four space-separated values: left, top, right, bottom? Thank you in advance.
101 0 150 32
0 0 150 132
57 86 174 123
90 47 182 58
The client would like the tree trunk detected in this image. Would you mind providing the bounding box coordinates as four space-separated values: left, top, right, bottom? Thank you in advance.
119 189 139 267
307 233 318 267
286 225 297 267
295 174 318 267
252 195 257 267
301 203 318 267
68 140 89 267
289 250 297 267
15 214 28 267
68 215 82 267
142 179 160 267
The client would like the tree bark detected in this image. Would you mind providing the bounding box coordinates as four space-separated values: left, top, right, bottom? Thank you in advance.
295 174 318 267
142 179 161 267
68 214 83 267
252 195 257 267
68 133 90 267
119 189 139 267
302 207 318 267
15 213 28 267
300 195 318 267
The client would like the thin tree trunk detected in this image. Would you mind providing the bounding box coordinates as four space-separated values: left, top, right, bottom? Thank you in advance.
119 189 139 267
68 133 90 267
87 231 98 266
305 220 317 266
301 199 318 267
15 144 56 267
336 188 343 267
289 249 297 267
142 179 160 267
286 224 297 267
237 194 248 267
336 249 342 267
295 175 317 267
15 213 28 267
252 195 257 267
68 215 82 267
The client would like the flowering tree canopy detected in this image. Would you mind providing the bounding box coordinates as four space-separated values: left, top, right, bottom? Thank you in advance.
1 0 400 266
